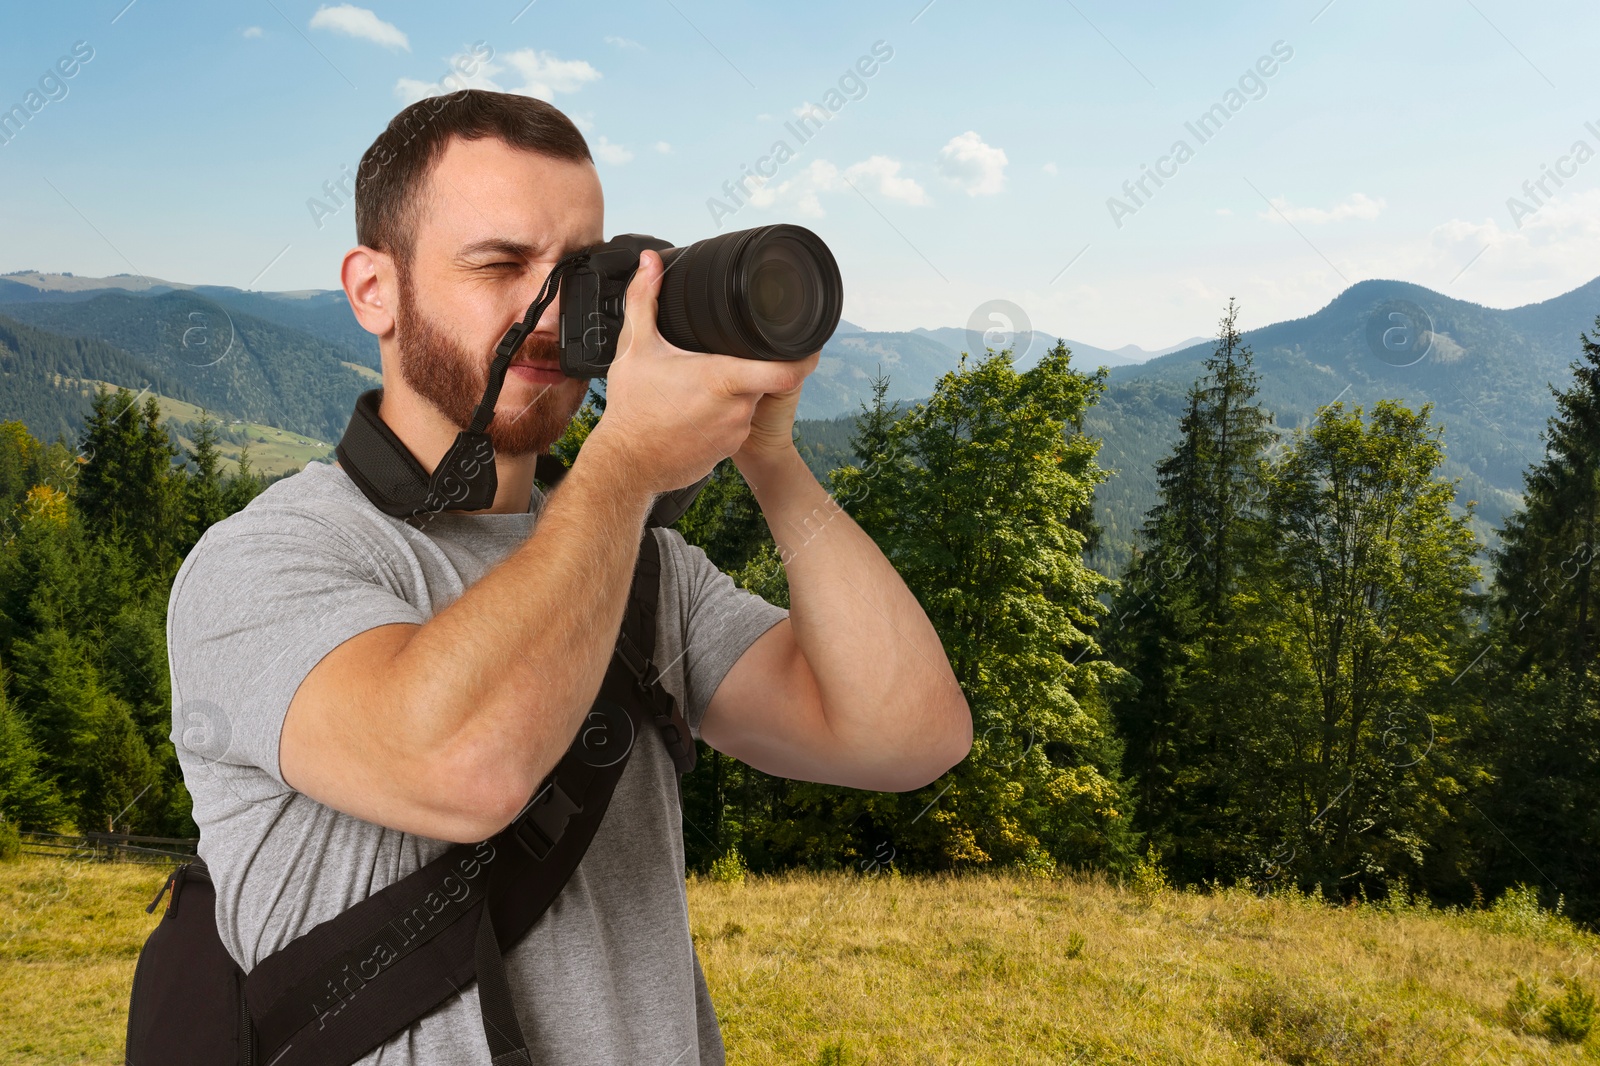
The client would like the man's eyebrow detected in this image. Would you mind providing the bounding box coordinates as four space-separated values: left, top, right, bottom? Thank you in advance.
455 238 540 261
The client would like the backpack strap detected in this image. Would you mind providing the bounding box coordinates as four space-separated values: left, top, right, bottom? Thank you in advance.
243 527 692 1066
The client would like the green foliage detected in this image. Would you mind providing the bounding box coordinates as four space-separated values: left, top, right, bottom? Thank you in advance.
1130 844 1171 899
707 844 748 884
0 413 258 835
1231 400 1481 898
804 342 1136 874
812 1038 853 1066
1474 315 1600 925
0 291 374 442
1507 976 1544 1033
1545 977 1597 1043
1225 979 1386 1066
0 678 66 829
1476 883 1572 938
1506 974 1597 1043
1110 301 1276 883
0 815 17 861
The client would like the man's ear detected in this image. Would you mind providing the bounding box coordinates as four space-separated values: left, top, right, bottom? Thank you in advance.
342 245 397 339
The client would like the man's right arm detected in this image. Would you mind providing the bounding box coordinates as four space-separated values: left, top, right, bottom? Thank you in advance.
279 436 654 844
278 250 814 844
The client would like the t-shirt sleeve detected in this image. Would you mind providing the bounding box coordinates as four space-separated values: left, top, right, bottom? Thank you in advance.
653 528 789 740
167 506 426 790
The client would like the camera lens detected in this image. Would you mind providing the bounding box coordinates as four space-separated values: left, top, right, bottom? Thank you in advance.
655 224 842 361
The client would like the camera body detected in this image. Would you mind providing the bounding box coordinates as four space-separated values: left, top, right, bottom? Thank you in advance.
555 224 843 379
557 234 672 378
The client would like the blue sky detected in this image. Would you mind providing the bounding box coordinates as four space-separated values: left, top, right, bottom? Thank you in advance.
1 0 1596 349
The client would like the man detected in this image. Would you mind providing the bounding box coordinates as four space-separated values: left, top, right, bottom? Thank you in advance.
169 89 970 1066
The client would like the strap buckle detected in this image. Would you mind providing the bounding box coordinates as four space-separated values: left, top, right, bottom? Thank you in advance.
510 780 583 861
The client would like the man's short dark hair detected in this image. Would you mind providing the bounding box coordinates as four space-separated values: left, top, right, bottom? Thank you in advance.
354 89 592 267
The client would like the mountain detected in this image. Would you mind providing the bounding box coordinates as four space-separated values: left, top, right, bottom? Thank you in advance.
5 269 1596 568
1083 276 1600 562
907 327 1200 370
0 289 374 443
0 273 380 371
0 313 203 446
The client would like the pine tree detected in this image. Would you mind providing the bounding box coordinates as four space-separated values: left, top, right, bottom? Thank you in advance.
180 410 229 553
0 679 66 829
1109 300 1274 881
75 387 181 571
1476 316 1600 922
222 438 265 514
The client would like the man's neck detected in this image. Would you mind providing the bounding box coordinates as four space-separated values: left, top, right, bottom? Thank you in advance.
376 386 540 515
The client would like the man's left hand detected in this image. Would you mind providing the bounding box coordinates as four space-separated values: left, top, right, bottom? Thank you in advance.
732 351 819 469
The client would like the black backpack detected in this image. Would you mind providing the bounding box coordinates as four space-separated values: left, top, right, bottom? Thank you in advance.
127 521 697 1066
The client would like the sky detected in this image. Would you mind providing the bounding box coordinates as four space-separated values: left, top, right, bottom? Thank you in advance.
1 0 1597 350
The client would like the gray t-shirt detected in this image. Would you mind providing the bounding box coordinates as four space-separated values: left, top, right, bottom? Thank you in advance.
167 459 787 1066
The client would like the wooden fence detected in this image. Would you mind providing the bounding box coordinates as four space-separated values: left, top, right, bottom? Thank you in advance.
19 831 198 864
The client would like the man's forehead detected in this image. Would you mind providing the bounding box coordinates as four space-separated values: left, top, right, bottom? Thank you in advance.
416 135 602 257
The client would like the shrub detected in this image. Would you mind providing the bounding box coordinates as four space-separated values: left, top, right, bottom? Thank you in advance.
1480 883 1568 936
707 845 747 885
0 817 19 861
1506 977 1544 1034
1543 977 1596 1043
1224 980 1384 1066
1130 844 1170 900
1504 975 1595 1043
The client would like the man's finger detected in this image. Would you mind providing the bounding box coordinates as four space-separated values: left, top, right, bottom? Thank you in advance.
716 355 815 399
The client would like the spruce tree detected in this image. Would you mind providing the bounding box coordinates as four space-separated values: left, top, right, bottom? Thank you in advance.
0 680 66 829
1109 299 1274 881
1477 316 1600 921
180 411 229 553
75 387 181 571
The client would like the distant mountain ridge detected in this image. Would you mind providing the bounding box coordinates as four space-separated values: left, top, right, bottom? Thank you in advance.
2 269 1596 565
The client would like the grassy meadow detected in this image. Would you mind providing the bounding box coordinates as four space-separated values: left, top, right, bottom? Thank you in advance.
1 856 1596 1064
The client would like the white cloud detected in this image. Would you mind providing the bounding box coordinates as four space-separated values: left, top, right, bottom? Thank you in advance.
654 141 672 154
394 47 599 104
593 136 633 164
1260 192 1386 224
738 156 929 218
1042 162 1058 176
937 131 1007 196
242 25 264 38
604 35 643 50
500 49 601 99
309 5 409 51
844 156 931 206
1215 207 1233 216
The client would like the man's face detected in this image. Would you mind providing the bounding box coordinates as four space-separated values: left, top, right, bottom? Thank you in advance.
393 135 603 456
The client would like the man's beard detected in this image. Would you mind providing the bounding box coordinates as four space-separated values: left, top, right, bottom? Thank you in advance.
395 270 586 457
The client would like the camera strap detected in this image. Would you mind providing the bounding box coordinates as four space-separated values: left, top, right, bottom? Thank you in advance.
335 253 589 526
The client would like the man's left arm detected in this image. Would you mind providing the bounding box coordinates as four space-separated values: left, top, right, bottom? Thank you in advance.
698 381 972 793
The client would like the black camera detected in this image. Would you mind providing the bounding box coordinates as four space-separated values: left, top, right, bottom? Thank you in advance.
556 224 843 377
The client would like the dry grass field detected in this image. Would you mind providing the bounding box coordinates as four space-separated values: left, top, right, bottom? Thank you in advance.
1 856 1596 1064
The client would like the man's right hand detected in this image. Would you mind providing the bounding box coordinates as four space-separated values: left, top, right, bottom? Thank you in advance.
580 248 818 497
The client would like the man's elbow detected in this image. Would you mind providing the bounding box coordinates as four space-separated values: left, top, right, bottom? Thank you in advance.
871 689 971 793
930 688 973 776
423 735 542 844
